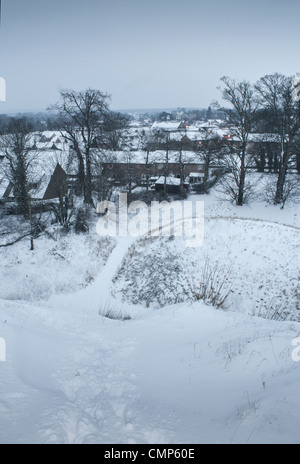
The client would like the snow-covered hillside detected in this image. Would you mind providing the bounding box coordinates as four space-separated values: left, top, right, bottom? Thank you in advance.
0 192 299 444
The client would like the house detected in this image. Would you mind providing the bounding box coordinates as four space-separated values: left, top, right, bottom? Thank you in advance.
1 162 69 202
100 151 206 187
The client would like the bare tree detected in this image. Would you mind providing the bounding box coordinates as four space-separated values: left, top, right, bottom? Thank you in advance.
152 129 171 199
256 74 300 205
93 151 117 203
101 111 130 151
0 118 46 250
122 148 136 196
216 77 259 206
171 132 193 195
177 141 186 196
138 129 155 192
50 89 110 205
0 117 36 218
196 131 227 193
295 135 300 174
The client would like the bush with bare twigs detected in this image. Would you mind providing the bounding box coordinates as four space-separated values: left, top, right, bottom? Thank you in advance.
189 257 233 309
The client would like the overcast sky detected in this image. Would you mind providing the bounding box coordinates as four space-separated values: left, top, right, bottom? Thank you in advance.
0 0 299 113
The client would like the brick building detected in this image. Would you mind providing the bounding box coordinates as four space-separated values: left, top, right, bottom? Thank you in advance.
101 151 206 186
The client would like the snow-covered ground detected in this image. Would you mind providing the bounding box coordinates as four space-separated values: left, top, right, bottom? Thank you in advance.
0 192 299 444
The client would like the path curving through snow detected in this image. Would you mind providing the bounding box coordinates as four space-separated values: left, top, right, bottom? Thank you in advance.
45 235 137 321
0 196 300 444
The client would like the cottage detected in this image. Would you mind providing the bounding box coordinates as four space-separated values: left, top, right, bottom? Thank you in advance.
1 162 69 202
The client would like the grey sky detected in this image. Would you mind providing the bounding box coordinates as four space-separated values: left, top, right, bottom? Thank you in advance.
0 0 299 113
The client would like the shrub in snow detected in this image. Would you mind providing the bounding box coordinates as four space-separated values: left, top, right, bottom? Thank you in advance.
99 301 131 321
51 194 74 232
112 237 232 310
189 257 233 309
75 207 90 233
112 237 194 308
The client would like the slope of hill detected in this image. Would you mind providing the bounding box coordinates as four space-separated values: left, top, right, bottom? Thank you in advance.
0 191 299 444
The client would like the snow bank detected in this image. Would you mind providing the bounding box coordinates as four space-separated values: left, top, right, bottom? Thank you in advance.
0 300 300 444
0 233 116 301
112 217 299 320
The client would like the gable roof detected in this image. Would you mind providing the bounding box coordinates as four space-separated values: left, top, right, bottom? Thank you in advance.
43 163 68 200
0 178 11 198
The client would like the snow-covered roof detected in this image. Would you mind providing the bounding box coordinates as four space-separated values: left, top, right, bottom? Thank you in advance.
0 176 10 198
195 128 282 143
101 150 200 165
248 133 282 143
0 139 75 200
151 121 185 132
189 172 205 178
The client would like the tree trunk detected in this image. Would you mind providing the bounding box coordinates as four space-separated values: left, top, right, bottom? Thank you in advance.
84 151 93 205
296 150 300 175
237 149 246 206
29 199 34 251
203 154 210 193
274 164 287 205
179 149 184 196
164 143 169 199
274 145 289 205
77 158 85 197
73 145 85 197
146 150 150 192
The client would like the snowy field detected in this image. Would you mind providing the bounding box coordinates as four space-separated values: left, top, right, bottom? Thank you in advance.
0 192 299 444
